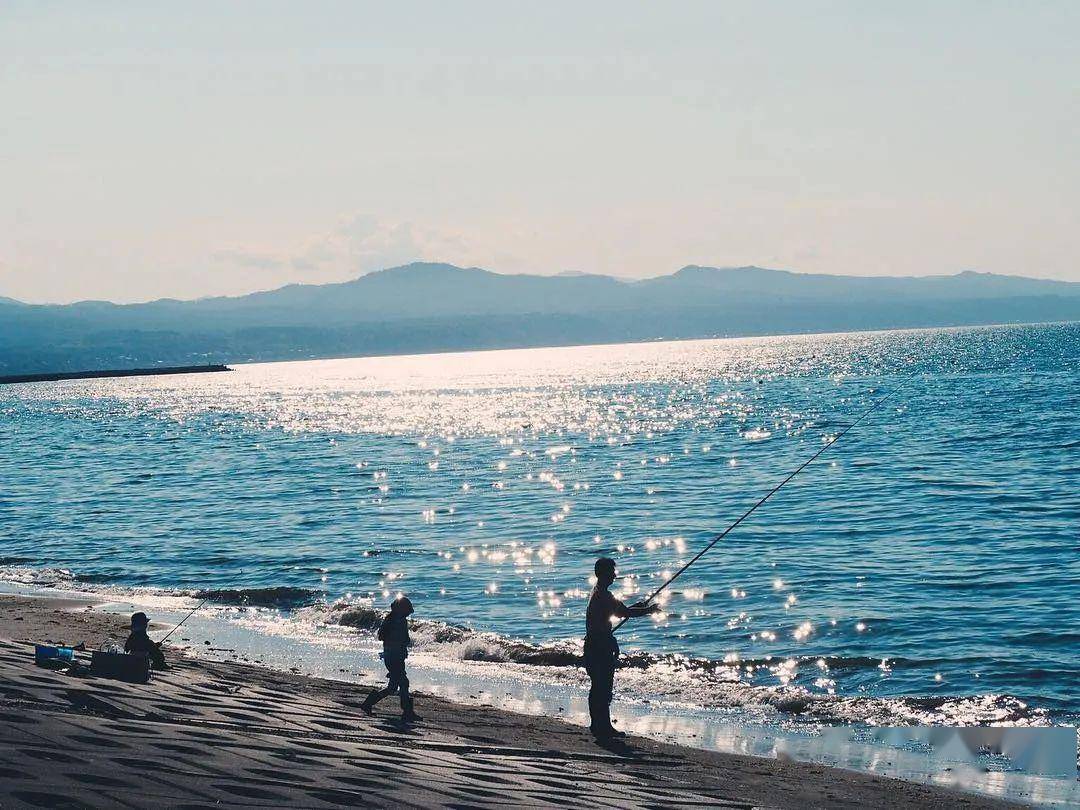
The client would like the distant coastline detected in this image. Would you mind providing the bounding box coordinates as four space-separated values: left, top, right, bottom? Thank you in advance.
0 364 231 385
3 263 1079 376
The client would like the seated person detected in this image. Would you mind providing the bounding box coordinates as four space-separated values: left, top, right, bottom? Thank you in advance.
124 612 168 670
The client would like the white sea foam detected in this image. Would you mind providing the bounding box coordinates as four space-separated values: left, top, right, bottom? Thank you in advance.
6 564 1053 731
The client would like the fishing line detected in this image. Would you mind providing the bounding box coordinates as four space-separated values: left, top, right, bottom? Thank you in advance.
159 598 209 645
614 374 913 632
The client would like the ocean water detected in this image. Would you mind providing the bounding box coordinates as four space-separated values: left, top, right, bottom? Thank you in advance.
2 323 1078 729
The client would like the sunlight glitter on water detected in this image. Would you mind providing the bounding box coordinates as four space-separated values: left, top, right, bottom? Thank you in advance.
2 324 1079 725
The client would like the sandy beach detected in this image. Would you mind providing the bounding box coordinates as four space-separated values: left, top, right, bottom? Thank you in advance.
0 593 1026 809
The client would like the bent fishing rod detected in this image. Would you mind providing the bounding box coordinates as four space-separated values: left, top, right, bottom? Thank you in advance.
614 376 912 632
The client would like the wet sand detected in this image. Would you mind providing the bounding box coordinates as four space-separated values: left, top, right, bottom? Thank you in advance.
0 593 1023 809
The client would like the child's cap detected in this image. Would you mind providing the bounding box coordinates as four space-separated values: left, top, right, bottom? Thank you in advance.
131 611 149 629
390 596 414 615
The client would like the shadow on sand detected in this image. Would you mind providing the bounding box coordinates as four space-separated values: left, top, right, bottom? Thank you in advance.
376 717 423 736
592 736 638 758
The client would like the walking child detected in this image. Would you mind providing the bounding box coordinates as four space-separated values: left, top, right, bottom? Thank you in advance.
361 596 421 722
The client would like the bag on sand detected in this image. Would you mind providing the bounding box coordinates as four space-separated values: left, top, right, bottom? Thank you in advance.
89 650 151 684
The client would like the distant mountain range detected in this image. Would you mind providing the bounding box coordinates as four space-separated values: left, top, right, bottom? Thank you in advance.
2 263 1078 374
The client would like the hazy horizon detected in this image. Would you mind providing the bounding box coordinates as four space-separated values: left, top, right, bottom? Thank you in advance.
3 2 1079 304
3 260 1078 308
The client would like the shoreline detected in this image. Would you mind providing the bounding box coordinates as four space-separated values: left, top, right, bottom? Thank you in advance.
0 591 1037 808
222 318 1078 371
0 364 230 385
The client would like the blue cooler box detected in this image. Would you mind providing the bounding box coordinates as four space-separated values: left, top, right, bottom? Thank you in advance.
34 645 75 666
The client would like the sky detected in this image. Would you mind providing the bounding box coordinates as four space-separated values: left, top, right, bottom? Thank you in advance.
1 1 1078 303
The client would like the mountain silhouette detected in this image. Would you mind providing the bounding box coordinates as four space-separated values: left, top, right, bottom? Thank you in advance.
2 263 1078 374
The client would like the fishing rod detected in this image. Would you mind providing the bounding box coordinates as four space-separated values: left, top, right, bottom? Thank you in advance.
614 375 913 632
159 598 209 645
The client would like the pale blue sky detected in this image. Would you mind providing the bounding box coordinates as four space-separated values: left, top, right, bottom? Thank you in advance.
2 1 1077 302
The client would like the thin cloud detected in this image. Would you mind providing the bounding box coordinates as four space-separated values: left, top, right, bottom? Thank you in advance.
212 215 516 287
210 250 286 272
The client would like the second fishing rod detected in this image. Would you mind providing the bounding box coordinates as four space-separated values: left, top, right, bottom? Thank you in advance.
613 374 913 632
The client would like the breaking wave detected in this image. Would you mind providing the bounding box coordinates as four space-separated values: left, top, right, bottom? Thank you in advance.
0 565 81 588
324 602 583 666
0 565 321 609
308 599 1054 728
0 565 1064 730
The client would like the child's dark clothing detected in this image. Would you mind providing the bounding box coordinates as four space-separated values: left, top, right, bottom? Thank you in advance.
362 611 415 717
378 612 410 657
125 630 167 670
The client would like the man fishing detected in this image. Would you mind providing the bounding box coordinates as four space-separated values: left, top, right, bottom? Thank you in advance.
584 557 660 739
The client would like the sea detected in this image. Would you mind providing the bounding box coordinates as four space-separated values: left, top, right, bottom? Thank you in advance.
2 323 1078 742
